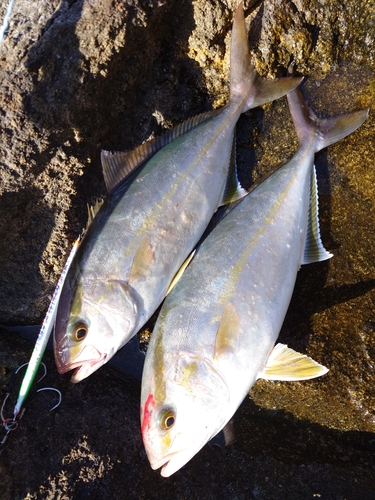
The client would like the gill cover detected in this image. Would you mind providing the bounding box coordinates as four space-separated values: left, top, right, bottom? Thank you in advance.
54 279 139 382
141 352 230 477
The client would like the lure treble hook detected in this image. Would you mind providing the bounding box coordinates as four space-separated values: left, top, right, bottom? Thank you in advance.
0 362 62 454
0 238 79 453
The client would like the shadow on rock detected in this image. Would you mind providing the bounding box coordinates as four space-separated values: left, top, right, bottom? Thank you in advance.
0 188 55 323
22 0 211 201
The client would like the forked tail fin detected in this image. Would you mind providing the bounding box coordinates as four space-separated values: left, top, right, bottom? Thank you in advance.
286 66 369 152
286 65 369 265
230 3 302 112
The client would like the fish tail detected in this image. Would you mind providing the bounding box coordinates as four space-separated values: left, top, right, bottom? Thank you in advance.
229 3 302 112
286 70 369 152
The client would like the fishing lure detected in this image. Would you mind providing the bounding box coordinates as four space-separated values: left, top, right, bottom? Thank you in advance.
0 0 15 43
0 238 80 451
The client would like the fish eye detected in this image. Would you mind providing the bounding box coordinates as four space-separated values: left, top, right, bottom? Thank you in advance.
72 323 88 342
158 407 176 430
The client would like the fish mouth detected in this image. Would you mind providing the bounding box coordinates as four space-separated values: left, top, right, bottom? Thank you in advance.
149 451 177 477
148 442 201 478
55 345 106 383
151 449 196 478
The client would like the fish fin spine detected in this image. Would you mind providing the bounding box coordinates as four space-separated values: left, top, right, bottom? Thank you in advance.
84 198 105 234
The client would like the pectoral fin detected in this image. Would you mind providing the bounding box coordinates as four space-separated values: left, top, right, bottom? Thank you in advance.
129 235 155 283
302 165 333 264
214 302 241 360
261 343 328 381
209 419 236 448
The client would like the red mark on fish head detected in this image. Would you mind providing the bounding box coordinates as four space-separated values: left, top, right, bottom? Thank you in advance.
141 394 156 436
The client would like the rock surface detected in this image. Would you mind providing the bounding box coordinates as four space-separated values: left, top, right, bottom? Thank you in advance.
0 0 374 498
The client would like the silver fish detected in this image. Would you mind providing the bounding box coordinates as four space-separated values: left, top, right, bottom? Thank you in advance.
54 3 301 383
140 79 369 476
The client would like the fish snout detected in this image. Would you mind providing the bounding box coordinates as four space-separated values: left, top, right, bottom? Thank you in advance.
54 342 105 381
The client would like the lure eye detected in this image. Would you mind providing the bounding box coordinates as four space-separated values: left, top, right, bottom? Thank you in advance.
73 323 88 341
158 407 176 431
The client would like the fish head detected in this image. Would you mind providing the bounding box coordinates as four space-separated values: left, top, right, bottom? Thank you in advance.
54 275 139 383
141 351 230 477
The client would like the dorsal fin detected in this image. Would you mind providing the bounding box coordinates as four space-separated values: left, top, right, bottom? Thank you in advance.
261 343 328 381
302 165 333 264
214 302 241 360
101 109 221 193
220 134 248 206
